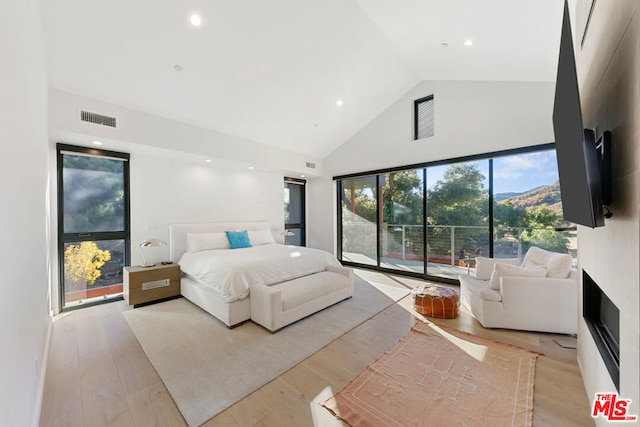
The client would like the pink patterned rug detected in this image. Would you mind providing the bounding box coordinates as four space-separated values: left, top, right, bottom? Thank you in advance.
323 322 539 427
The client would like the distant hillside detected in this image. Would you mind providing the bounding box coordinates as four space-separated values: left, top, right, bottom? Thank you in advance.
494 192 523 202
496 181 563 212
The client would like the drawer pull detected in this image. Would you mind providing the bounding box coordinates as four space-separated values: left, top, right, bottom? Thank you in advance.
142 278 170 290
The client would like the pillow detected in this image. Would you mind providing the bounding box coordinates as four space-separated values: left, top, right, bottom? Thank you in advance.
186 232 230 252
225 230 252 249
545 253 573 278
489 262 547 290
522 246 551 268
248 229 275 246
475 256 519 280
522 246 573 278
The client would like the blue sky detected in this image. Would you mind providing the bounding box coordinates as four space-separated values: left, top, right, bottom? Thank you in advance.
425 151 559 194
354 150 560 197
493 151 559 193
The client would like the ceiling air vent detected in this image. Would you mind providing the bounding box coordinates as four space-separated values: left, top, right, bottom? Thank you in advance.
306 162 316 169
79 110 118 128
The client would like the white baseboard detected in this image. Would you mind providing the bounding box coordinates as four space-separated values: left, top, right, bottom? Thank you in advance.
31 316 52 427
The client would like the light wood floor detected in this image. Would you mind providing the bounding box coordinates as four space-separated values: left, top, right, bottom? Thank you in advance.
39 270 594 426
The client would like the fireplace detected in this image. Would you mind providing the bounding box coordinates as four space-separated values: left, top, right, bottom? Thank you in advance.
583 270 620 391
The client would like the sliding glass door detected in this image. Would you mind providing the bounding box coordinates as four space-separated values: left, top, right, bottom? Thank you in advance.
379 169 425 273
336 145 576 283
493 150 575 259
57 144 130 310
426 161 490 279
340 175 377 266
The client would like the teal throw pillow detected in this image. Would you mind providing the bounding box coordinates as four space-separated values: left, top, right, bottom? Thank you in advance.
225 230 252 249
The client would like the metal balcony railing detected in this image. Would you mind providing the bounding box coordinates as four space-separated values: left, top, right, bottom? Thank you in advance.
342 222 577 269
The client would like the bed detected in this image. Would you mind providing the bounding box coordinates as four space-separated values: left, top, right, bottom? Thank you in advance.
169 221 347 328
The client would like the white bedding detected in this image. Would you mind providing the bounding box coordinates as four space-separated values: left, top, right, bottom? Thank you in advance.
178 244 341 302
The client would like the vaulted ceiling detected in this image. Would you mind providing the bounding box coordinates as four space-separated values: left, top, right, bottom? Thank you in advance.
41 0 564 158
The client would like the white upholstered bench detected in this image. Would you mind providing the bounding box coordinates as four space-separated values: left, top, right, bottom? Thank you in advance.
249 265 354 332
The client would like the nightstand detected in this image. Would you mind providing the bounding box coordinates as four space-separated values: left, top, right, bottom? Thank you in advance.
123 263 181 307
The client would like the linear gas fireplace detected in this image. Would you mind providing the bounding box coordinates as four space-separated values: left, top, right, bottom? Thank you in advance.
583 270 620 392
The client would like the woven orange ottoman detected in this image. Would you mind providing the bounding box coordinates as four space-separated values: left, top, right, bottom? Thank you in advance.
412 285 460 319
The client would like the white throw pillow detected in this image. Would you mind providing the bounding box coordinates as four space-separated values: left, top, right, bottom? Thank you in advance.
545 253 573 278
489 262 547 290
248 229 275 246
186 232 230 252
475 256 519 280
522 246 551 268
522 246 573 278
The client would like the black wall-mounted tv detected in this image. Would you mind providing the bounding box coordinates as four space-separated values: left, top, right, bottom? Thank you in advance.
552 0 610 228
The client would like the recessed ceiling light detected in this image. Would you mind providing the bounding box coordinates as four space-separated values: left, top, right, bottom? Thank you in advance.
205 159 212 163
464 39 474 47
92 141 103 146
174 64 183 72
190 14 202 27
336 99 343 107
248 166 254 170
300 175 305 178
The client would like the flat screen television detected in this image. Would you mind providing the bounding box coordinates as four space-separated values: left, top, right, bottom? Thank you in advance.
552 0 610 228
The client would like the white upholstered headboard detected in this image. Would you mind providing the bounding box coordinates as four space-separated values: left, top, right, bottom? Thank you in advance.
169 220 271 262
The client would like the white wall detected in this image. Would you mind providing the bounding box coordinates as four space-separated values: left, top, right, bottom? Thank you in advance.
573 0 640 423
308 79 555 253
129 149 285 265
0 0 51 426
48 88 323 178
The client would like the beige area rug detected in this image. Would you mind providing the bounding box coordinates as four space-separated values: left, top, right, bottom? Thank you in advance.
323 322 540 427
123 275 409 427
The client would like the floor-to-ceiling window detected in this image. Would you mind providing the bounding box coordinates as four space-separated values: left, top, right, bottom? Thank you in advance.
57 144 130 310
335 144 575 283
379 169 425 273
493 150 576 260
426 160 490 278
284 178 306 246
339 175 377 266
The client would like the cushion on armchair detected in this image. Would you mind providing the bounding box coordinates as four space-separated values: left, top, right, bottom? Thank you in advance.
489 262 547 290
475 256 519 280
521 246 572 278
459 247 578 334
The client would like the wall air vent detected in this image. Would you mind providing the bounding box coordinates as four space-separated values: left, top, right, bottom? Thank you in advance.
306 162 316 169
79 110 118 128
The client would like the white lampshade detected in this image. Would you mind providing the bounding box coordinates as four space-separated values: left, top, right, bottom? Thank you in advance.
139 239 167 267
139 238 167 248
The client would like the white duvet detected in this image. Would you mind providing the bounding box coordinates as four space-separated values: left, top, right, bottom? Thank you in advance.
178 244 341 302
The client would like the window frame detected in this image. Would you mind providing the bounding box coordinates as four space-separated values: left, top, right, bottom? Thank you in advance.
284 177 306 246
56 143 131 311
334 143 571 284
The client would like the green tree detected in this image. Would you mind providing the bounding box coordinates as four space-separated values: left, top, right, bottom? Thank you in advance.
520 206 569 253
63 155 125 232
427 164 488 257
382 170 423 225
494 201 525 228
341 177 377 223
523 205 561 228
427 164 487 226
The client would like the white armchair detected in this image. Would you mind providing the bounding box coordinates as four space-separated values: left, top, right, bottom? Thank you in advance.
458 247 578 335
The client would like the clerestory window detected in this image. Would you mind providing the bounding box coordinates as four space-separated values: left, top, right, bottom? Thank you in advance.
414 95 434 140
